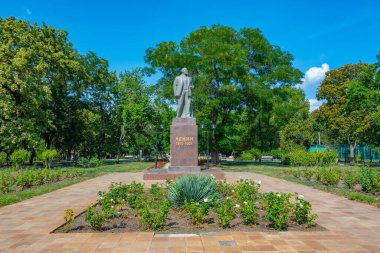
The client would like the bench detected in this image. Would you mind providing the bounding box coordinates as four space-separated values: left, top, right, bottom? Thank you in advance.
260 155 273 161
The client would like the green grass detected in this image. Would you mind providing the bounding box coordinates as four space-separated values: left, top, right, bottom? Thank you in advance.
0 162 152 207
218 161 380 208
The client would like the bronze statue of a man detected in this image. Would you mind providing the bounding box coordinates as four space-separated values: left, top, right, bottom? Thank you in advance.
173 68 194 118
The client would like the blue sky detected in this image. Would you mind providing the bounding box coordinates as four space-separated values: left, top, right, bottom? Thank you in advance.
1 0 379 110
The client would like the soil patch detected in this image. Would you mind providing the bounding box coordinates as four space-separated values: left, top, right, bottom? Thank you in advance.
53 204 326 234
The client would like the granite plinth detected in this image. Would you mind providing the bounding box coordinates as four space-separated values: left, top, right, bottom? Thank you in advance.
169 117 199 169
143 168 225 180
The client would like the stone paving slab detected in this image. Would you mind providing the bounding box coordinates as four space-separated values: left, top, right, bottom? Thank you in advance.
0 171 379 252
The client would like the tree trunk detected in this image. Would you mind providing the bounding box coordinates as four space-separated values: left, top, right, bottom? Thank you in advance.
349 140 357 163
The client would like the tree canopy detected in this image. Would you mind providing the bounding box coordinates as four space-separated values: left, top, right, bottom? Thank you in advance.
145 25 306 160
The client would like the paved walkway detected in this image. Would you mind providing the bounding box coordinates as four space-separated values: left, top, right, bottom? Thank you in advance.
0 172 379 253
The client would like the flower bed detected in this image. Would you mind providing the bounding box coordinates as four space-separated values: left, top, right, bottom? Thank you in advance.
56 175 324 233
0 168 82 193
283 167 380 194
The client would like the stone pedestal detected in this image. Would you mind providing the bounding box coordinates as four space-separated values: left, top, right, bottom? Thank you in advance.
169 117 200 172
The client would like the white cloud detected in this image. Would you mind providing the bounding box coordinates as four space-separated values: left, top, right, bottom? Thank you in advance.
308 98 323 112
301 63 330 89
25 8 32 15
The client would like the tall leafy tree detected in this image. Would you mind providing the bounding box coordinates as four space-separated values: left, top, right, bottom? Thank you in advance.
0 17 82 156
315 63 369 159
145 25 303 161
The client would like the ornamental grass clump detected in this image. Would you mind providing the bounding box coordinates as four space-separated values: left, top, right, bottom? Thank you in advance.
168 174 217 207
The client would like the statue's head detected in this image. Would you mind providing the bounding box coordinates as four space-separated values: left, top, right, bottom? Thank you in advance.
181 68 189 75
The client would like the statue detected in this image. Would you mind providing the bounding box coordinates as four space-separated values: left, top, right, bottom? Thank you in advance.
173 68 194 118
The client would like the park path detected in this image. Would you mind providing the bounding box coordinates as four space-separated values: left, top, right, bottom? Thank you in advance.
0 171 379 252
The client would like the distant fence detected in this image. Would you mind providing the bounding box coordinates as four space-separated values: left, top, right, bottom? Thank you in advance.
309 145 380 164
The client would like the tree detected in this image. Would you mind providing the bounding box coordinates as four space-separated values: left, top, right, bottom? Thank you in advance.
80 52 117 158
315 63 369 159
114 69 155 160
0 17 83 156
145 25 303 162
279 116 314 153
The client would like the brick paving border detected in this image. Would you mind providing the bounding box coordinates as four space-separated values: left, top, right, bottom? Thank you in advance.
0 172 379 252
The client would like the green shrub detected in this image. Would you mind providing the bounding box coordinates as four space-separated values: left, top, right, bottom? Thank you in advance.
238 151 253 160
216 180 235 197
10 149 31 169
324 167 341 186
250 148 262 160
301 168 314 181
168 174 217 207
267 149 283 159
139 199 170 230
240 200 259 225
359 167 380 193
85 206 106 231
0 170 15 193
265 192 293 230
216 198 236 228
294 195 317 227
75 157 104 168
319 150 338 166
343 169 359 189
40 149 58 168
0 152 7 164
316 167 341 186
288 150 308 166
64 209 75 232
235 178 259 204
184 200 209 227
307 151 319 166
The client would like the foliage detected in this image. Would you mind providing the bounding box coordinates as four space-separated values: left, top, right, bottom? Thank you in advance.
288 150 338 167
0 167 82 193
139 199 170 230
145 24 305 160
168 174 217 207
63 209 75 232
238 151 253 161
216 198 236 228
359 167 380 193
294 196 317 228
301 168 314 181
75 157 104 168
85 206 106 231
314 63 376 158
184 200 210 227
343 169 359 189
10 150 31 169
235 178 260 204
0 152 7 164
317 167 341 186
40 149 58 168
265 192 293 230
288 149 308 166
240 200 259 225
216 180 235 197
280 117 314 154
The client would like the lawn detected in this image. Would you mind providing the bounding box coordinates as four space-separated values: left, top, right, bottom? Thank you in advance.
0 162 152 207
218 161 380 207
